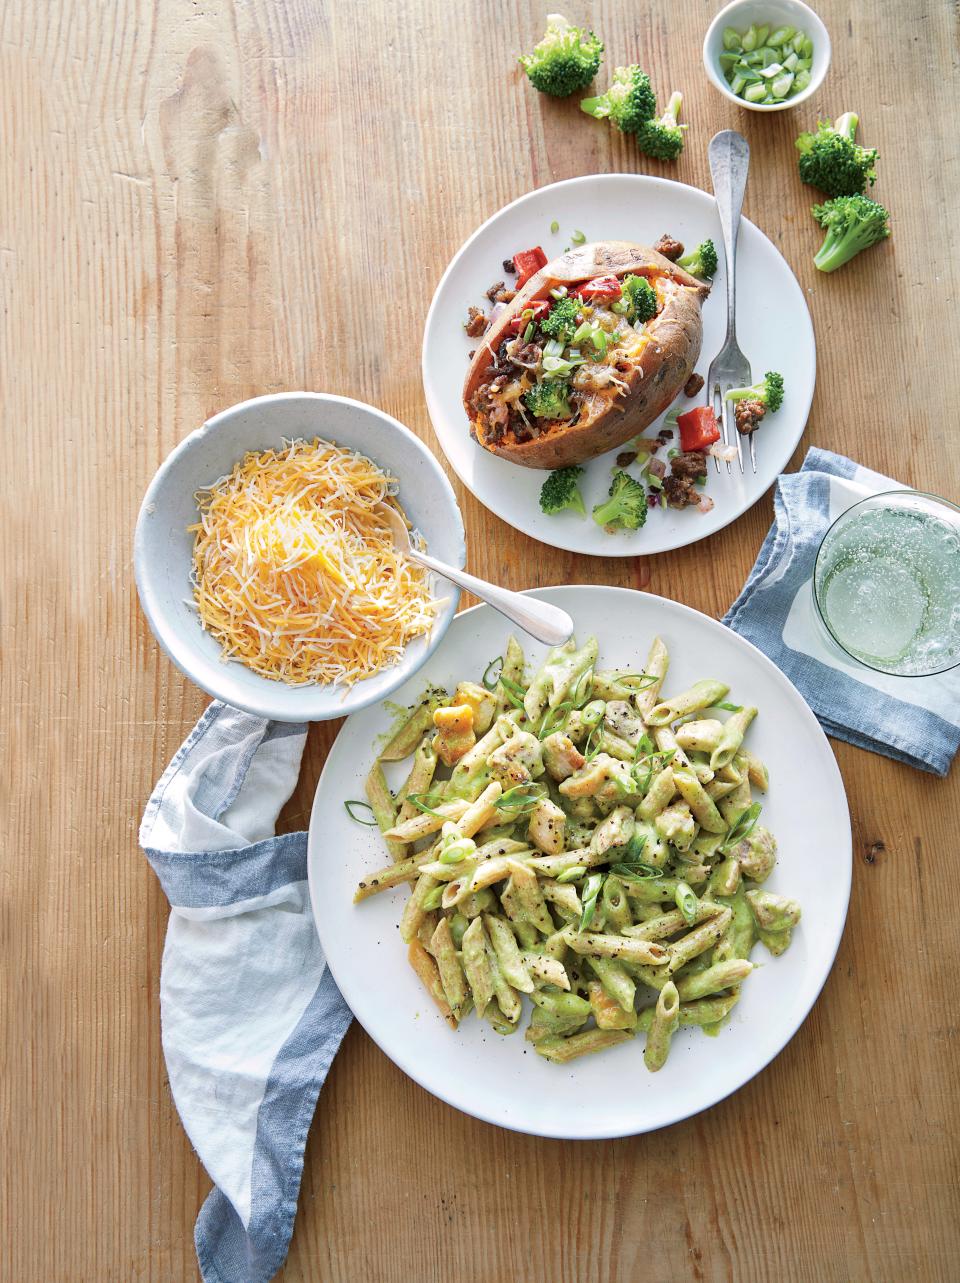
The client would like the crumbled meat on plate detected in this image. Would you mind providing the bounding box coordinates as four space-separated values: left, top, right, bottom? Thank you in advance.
662 451 707 508
465 306 488 337
684 372 705 397
735 400 766 435
494 287 516 303
654 234 685 262
502 258 516 274
616 450 638 467
485 280 505 302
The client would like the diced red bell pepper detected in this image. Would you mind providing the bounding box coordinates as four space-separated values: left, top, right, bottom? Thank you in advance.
677 406 721 452
507 300 550 334
512 246 548 287
574 275 622 303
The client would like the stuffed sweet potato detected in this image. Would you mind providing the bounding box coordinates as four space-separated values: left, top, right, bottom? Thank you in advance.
463 241 709 470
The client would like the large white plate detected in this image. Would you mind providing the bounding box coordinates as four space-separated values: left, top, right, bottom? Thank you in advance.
422 175 816 556
308 587 850 1139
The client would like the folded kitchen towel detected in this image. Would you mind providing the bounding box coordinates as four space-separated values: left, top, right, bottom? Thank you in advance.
139 702 353 1283
724 447 960 776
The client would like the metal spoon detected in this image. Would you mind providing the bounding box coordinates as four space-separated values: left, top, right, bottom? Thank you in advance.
378 505 574 646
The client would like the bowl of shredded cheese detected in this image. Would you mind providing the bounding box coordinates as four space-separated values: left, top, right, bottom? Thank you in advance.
135 393 465 720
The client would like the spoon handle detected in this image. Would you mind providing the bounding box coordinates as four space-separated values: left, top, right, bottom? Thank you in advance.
407 550 574 647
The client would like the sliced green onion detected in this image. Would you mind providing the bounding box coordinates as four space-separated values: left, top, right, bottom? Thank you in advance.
715 701 743 712
549 285 568 298
741 23 758 50
422 885 445 911
571 668 594 707
667 447 679 459
583 719 606 761
793 68 811 92
344 800 379 826
768 25 794 45
496 784 545 814
770 72 794 98
407 793 447 819
522 322 534 342
578 873 605 932
743 82 767 103
757 62 784 78
538 701 574 740
610 861 662 882
782 51 799 72
676 880 699 926
721 801 763 854
482 655 503 690
722 26 742 50
550 219 560 234
557 864 587 883
755 24 770 45
648 474 663 492
612 672 657 692
571 229 586 245
498 675 527 709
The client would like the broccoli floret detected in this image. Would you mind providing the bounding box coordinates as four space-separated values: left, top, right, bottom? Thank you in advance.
621 274 657 324
796 113 878 197
635 91 686 161
519 14 603 98
540 296 580 343
524 379 574 420
812 195 891 273
678 239 718 279
580 65 656 134
592 470 648 531
725 371 785 413
540 466 586 516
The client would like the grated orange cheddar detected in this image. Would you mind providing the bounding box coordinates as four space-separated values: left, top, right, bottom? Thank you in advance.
189 439 440 686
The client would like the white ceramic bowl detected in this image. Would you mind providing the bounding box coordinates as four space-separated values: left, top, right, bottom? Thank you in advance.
703 0 831 113
134 393 465 722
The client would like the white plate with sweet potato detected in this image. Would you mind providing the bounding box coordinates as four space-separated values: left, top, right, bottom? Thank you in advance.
421 175 815 556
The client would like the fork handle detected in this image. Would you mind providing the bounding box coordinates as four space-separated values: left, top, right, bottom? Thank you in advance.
708 131 750 344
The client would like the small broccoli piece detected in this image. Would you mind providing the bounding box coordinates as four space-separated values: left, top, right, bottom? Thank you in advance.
580 65 656 134
524 379 574 420
811 195 891 273
592 470 648 532
677 239 718 279
621 274 657 324
635 91 686 161
796 113 878 197
540 466 586 517
725 372 785 413
540 296 580 343
519 13 603 98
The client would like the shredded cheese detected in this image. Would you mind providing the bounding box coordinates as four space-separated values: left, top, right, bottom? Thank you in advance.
189 439 440 687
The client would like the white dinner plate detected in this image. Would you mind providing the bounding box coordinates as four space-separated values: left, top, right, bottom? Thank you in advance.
308 586 850 1139
422 175 816 556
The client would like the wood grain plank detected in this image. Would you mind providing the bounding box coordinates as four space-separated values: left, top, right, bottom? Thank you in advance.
2 0 958 1279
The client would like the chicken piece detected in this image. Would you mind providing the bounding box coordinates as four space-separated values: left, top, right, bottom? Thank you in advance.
590 806 635 856
432 704 476 767
732 826 777 883
488 729 544 788
541 732 586 782
528 799 566 855
454 681 495 735
602 700 645 747
594 758 642 807
559 753 620 799
654 801 697 851
746 889 801 932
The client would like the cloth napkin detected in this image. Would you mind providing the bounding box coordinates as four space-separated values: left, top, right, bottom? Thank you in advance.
139 702 353 1283
724 447 960 776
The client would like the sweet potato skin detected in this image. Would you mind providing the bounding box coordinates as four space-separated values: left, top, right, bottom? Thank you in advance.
463 241 709 471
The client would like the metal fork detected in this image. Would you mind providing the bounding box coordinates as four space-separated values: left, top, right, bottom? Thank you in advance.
706 130 753 475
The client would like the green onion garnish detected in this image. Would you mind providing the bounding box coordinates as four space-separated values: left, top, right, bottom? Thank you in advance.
578 873 604 932
407 793 447 819
422 886 445 911
675 881 699 925
523 322 534 342
571 229 586 245
716 701 743 712
496 785 545 814
720 802 763 854
482 655 503 690
550 219 560 233
344 800 378 826
556 864 587 883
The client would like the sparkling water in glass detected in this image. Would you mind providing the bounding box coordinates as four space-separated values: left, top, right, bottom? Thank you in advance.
814 491 960 677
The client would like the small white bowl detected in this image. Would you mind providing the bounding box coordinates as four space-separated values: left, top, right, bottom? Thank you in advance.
703 0 831 113
135 392 465 722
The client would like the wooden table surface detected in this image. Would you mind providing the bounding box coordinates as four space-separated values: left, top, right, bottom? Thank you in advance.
5 1 958 1279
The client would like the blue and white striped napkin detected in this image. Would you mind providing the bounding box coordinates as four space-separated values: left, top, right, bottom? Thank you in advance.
724 447 960 776
140 703 352 1283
